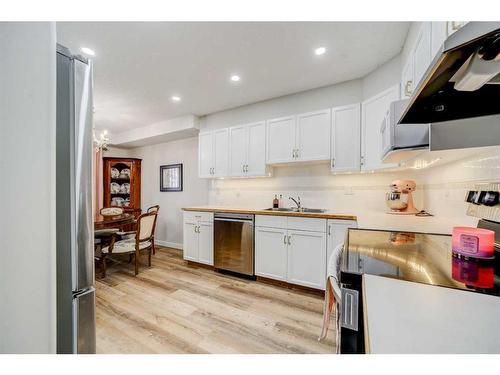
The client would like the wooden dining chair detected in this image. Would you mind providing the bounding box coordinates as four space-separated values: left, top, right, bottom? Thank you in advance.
146 205 160 254
99 211 158 277
147 205 160 214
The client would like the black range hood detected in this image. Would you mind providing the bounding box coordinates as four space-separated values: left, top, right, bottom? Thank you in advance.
400 22 500 125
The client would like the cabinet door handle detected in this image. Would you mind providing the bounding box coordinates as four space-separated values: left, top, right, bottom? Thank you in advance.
404 80 413 97
284 235 287 244
331 159 335 168
287 235 291 245
292 149 295 158
245 164 248 172
242 164 245 173
328 225 332 236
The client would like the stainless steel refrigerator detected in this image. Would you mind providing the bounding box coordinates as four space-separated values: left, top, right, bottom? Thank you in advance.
56 44 96 354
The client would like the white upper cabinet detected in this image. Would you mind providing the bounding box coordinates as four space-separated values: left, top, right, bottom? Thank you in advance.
266 116 296 164
413 22 432 90
401 22 449 99
401 57 414 98
213 129 229 177
246 122 267 176
229 125 247 176
229 121 267 177
430 22 448 58
361 85 400 171
295 109 331 162
266 109 331 164
199 132 214 178
198 129 229 178
331 104 361 173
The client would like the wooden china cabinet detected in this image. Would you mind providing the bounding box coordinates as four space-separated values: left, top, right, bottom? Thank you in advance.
103 157 142 218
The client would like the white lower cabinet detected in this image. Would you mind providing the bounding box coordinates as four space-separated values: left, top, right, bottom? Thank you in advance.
255 226 288 281
183 222 199 261
198 222 214 265
183 211 214 265
287 230 327 290
255 215 332 290
327 219 357 262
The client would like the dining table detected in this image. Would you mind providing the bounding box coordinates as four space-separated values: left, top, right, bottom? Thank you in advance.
94 212 136 231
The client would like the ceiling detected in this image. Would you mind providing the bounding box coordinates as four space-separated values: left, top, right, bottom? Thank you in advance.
57 22 410 133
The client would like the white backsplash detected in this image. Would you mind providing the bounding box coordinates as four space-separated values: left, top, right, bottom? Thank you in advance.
208 163 425 214
208 147 500 224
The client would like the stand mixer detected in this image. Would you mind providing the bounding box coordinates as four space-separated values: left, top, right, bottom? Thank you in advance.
386 179 419 215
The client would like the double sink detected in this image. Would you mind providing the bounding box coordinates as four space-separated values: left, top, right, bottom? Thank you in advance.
264 207 327 213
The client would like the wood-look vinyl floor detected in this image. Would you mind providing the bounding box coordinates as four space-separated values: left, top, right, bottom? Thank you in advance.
95 246 336 354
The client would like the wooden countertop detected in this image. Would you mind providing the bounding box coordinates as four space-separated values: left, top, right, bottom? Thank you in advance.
182 206 357 221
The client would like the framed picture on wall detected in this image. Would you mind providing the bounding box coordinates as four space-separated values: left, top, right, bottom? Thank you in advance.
160 164 183 192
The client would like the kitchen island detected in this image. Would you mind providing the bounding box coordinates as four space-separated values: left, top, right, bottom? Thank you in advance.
340 228 500 353
363 274 500 353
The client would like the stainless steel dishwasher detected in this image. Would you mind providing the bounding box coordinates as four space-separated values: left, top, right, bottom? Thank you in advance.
214 212 255 277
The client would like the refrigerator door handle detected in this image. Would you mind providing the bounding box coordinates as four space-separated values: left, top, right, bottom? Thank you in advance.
73 58 95 291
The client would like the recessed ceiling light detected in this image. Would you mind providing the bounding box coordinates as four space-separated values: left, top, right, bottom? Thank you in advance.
314 47 326 56
230 75 241 82
171 95 181 102
80 47 95 56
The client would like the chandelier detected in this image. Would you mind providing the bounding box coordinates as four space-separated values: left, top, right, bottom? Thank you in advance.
93 129 109 151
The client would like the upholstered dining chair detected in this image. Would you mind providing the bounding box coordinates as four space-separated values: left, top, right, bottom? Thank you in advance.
99 211 158 277
147 205 160 214
146 205 160 254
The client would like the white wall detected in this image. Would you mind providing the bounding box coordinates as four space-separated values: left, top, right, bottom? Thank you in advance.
200 79 362 130
209 164 424 216
418 146 500 225
362 55 401 100
103 146 133 158
0 22 57 353
129 137 209 248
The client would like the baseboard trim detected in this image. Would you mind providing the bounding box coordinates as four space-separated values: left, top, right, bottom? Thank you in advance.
256 276 324 296
156 240 183 250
